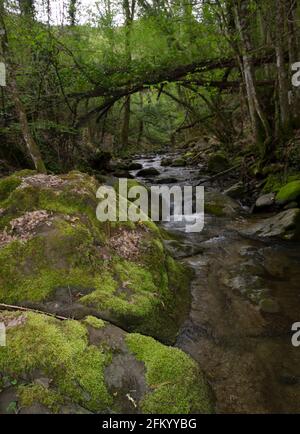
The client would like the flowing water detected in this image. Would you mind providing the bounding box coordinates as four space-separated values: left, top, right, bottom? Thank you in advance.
132 154 300 413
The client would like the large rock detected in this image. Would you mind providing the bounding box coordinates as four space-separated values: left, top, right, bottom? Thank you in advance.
0 311 213 414
160 158 172 167
156 177 177 184
255 193 275 209
204 191 240 217
0 170 190 343
171 158 186 167
136 167 160 177
223 182 244 199
243 209 300 240
276 181 300 205
207 152 229 173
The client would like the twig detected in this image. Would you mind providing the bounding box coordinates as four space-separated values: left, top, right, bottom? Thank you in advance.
0 303 69 321
195 164 240 186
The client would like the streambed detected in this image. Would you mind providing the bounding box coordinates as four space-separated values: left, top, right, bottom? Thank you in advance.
132 154 300 413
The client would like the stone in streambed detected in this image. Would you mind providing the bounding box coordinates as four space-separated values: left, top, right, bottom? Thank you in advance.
127 162 143 170
136 167 160 177
255 193 275 209
284 201 298 210
160 158 173 167
156 177 177 184
242 208 300 240
171 158 186 167
204 191 240 217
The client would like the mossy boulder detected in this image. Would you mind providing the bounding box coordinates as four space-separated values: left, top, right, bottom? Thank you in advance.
171 158 186 167
136 168 160 177
0 171 191 343
207 152 229 173
160 158 172 167
276 181 300 204
204 192 240 217
0 311 214 414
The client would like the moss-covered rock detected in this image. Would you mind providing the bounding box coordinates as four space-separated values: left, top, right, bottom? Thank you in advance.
0 171 191 343
126 333 213 413
276 181 300 204
204 192 240 217
207 152 229 173
0 311 214 414
171 158 186 167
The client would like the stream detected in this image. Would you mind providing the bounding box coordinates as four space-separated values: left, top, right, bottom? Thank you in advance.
132 153 300 413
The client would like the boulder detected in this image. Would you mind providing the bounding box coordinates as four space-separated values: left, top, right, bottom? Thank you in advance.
0 311 213 414
207 152 229 173
156 177 177 184
111 170 134 179
204 191 240 217
160 158 172 167
276 181 300 205
223 182 244 199
284 201 298 210
0 170 190 343
242 208 300 240
136 167 160 177
171 158 186 167
255 193 275 209
127 162 143 170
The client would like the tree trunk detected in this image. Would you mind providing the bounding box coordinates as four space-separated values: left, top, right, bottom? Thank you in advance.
121 94 131 147
120 0 135 148
137 92 144 146
275 0 291 133
234 0 271 151
0 1 46 173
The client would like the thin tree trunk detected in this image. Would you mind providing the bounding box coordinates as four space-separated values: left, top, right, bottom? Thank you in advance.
275 0 291 132
120 0 135 148
137 92 144 146
0 1 46 172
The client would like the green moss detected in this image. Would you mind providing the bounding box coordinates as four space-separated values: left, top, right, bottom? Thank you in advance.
0 221 98 303
262 174 283 194
205 203 225 217
18 384 63 413
276 181 300 202
80 265 160 319
0 311 112 412
83 316 106 329
0 175 22 203
126 333 214 414
207 152 229 173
